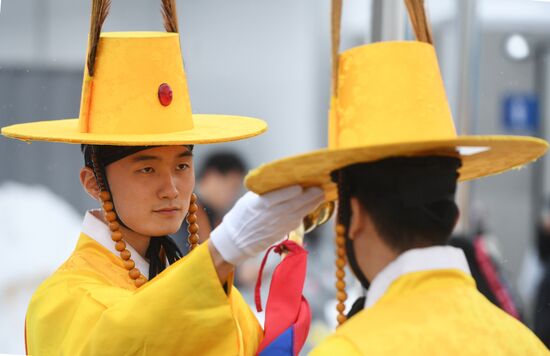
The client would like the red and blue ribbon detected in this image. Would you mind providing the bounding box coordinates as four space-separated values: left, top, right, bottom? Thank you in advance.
255 240 311 356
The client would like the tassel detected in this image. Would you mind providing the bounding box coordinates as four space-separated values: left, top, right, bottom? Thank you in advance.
161 0 179 33
404 0 433 44
87 0 111 76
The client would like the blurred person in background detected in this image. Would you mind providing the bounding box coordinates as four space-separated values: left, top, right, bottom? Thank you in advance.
176 151 247 252
450 201 524 322
197 151 248 228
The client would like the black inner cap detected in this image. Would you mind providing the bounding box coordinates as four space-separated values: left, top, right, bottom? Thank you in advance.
81 144 194 168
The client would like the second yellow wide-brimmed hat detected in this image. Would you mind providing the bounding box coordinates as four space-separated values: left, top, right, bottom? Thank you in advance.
245 41 547 200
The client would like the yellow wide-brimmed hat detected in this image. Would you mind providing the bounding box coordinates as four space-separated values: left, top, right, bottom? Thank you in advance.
245 40 547 200
1 4 266 146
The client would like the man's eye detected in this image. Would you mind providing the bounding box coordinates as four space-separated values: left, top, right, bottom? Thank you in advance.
177 163 189 171
140 167 154 173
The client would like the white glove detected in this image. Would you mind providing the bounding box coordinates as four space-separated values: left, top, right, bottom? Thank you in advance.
209 185 324 266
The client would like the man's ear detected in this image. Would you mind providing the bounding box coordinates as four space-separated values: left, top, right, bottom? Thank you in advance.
348 197 366 241
80 167 100 201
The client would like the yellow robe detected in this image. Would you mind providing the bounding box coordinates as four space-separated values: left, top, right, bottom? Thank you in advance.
311 269 548 355
26 233 262 355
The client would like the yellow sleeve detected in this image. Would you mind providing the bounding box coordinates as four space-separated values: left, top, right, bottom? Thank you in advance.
309 335 362 356
27 241 257 356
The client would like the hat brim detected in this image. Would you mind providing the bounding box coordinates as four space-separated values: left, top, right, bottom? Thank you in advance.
1 114 267 145
245 136 548 201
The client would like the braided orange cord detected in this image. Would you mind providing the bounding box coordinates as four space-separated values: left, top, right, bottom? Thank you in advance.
91 152 147 288
335 223 347 326
186 193 200 251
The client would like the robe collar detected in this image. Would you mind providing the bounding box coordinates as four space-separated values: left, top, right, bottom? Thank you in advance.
82 210 150 279
366 246 471 309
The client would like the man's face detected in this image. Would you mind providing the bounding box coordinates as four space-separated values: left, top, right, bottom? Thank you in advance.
105 146 194 237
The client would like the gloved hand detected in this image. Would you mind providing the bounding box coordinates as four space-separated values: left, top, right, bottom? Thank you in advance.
209 185 324 266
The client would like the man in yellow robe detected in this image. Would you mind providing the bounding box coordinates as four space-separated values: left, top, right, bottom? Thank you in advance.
1 2 323 355
244 1 549 354
309 156 549 355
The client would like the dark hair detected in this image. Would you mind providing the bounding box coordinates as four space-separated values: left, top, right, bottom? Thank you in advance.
336 156 462 253
199 152 247 178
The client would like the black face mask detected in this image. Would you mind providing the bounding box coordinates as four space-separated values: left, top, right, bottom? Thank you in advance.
345 235 371 291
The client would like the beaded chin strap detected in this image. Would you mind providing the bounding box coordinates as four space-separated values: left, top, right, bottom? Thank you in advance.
335 222 348 326
90 150 147 288
91 149 200 288
187 193 200 251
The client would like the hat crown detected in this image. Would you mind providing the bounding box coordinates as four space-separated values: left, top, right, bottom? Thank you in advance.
78 32 193 135
330 41 457 149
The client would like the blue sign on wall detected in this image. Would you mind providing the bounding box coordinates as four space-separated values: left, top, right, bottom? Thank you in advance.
502 94 539 133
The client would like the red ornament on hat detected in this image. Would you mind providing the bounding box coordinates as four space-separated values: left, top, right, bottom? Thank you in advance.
158 83 173 106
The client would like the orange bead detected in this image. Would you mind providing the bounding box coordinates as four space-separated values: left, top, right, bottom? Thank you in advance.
134 276 147 288
336 258 346 269
188 223 199 234
111 231 123 242
336 280 346 290
188 234 199 244
336 269 345 279
99 191 111 202
120 250 131 260
335 235 346 246
188 204 198 214
129 268 140 279
337 291 347 302
186 214 197 224
335 224 346 235
109 222 120 231
336 303 346 313
105 211 117 222
103 201 114 212
190 193 197 203
115 241 126 252
337 314 347 325
337 247 346 258
124 259 135 270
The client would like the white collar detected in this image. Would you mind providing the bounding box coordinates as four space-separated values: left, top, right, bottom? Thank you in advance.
82 210 150 279
365 246 471 308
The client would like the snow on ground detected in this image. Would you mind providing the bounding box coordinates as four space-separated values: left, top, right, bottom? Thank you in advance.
0 181 82 354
